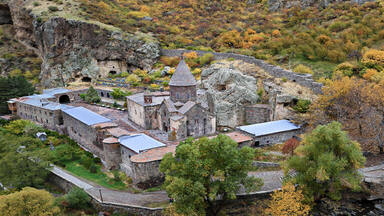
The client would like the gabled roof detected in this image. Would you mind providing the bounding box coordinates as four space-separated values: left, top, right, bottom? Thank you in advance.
164 98 177 112
178 101 196 114
62 107 111 126
169 59 196 86
118 134 166 154
237 120 300 137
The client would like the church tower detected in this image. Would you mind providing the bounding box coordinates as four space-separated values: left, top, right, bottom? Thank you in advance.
169 59 197 103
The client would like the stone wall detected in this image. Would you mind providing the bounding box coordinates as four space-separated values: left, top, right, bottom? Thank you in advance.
96 88 113 99
126 100 146 128
161 49 322 94
245 104 271 124
129 160 164 189
254 130 300 146
16 102 63 131
62 112 105 160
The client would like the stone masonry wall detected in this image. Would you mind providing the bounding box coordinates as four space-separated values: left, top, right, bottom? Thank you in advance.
161 49 323 94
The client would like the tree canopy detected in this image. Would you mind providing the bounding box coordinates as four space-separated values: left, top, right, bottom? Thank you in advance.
0 76 35 114
0 120 49 189
0 187 60 216
80 86 101 103
160 135 263 216
284 122 365 201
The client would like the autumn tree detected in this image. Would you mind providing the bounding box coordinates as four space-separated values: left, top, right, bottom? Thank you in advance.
0 187 60 216
282 138 300 156
284 122 365 201
160 135 263 216
311 76 384 153
265 182 311 216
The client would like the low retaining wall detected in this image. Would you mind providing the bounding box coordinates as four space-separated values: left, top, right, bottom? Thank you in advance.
252 161 280 168
161 49 323 94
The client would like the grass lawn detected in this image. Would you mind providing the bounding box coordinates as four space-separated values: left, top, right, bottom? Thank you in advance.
64 161 127 190
286 57 337 80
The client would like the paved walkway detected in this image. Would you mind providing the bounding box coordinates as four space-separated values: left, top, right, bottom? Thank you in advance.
249 170 284 191
52 166 169 208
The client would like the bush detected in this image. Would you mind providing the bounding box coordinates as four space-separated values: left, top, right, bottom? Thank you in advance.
293 99 311 113
293 64 313 74
80 155 93 170
48 6 59 12
89 164 98 173
63 188 91 210
199 53 214 65
282 138 300 156
333 62 356 78
81 86 101 103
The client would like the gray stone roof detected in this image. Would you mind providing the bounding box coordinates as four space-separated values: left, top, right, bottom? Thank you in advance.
169 59 196 86
178 101 196 114
164 99 177 112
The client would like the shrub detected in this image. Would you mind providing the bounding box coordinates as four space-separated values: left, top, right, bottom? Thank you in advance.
160 56 179 67
199 53 214 65
293 99 311 113
48 6 58 12
112 170 121 182
282 138 300 156
183 51 198 59
80 155 93 170
293 64 313 74
89 164 98 173
333 62 356 78
63 188 91 210
33 2 40 6
265 183 311 216
362 49 384 70
81 86 101 103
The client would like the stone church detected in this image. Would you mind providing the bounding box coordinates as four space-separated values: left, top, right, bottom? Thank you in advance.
127 59 216 140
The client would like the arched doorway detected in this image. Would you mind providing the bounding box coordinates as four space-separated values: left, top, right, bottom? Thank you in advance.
59 95 70 104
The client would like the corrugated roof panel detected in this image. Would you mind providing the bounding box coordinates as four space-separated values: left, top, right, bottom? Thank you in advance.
118 134 166 154
62 107 111 126
42 88 71 96
237 120 300 137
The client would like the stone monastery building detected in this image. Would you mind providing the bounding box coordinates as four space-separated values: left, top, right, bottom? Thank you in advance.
127 59 216 140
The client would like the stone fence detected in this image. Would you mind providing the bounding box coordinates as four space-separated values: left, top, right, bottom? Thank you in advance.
161 49 323 94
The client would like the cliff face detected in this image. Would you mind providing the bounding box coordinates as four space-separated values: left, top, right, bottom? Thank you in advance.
267 0 376 11
6 0 160 87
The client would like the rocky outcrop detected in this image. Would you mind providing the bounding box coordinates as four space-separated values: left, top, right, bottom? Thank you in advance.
201 63 259 128
267 0 376 11
7 0 160 87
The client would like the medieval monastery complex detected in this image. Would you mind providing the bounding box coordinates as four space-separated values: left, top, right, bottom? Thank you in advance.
6 60 301 188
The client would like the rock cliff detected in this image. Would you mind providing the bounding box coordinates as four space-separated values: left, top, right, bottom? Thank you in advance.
201 62 259 128
5 0 160 87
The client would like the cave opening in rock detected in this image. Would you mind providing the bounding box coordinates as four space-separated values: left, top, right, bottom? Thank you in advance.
59 95 70 104
0 5 13 25
109 70 117 76
217 84 227 92
82 77 92 82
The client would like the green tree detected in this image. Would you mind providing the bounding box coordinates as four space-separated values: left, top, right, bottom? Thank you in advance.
0 187 60 216
160 135 263 216
0 76 35 114
284 122 365 201
80 86 101 103
58 187 91 210
0 124 49 189
110 88 132 100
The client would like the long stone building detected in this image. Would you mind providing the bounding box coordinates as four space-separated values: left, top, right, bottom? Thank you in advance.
127 59 216 140
7 88 175 188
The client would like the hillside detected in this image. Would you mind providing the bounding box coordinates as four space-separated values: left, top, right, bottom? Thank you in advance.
77 0 384 79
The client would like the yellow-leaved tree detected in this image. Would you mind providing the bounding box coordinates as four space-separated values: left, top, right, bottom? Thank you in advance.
0 187 61 216
265 183 311 216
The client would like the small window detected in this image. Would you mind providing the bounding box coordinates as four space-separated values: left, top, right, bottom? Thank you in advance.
254 141 260 147
46 119 48 123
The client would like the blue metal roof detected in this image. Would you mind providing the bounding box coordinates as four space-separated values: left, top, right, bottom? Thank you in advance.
62 107 111 126
42 88 71 96
23 98 74 111
237 120 300 137
118 134 166 154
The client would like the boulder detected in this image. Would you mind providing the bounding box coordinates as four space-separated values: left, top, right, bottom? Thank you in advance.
202 65 259 128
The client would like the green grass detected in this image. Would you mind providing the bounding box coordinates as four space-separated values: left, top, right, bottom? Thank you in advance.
144 185 163 192
144 201 170 208
287 57 337 80
64 161 127 190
